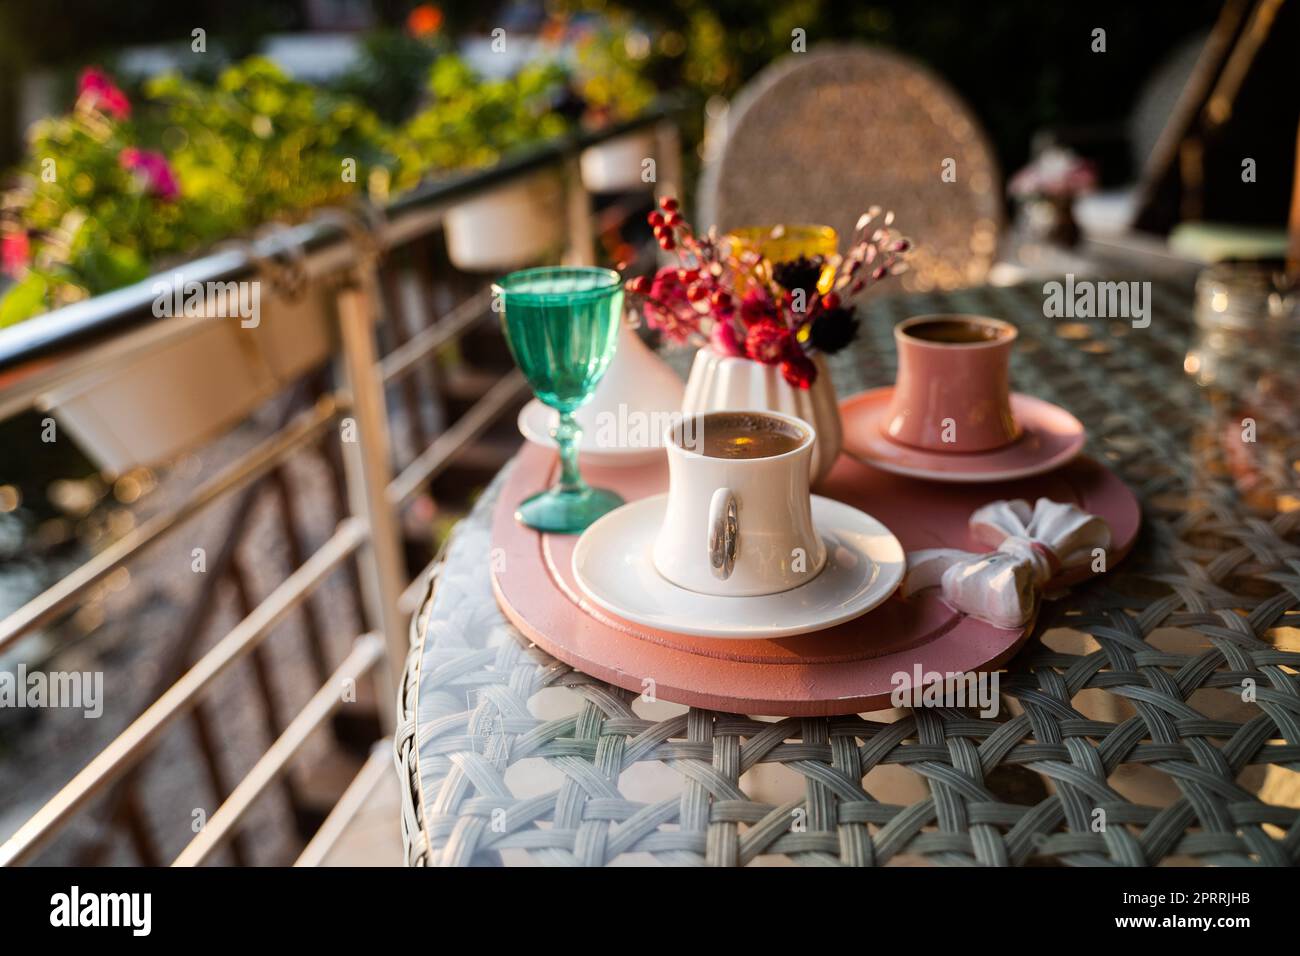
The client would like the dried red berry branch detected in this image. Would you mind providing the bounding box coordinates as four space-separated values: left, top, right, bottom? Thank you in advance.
624 197 910 388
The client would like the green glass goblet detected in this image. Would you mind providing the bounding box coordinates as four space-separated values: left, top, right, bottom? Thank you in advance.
495 266 626 533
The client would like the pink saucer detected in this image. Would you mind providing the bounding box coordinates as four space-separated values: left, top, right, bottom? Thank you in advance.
841 387 1086 483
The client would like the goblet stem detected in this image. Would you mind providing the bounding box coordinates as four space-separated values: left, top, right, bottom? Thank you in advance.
552 411 586 495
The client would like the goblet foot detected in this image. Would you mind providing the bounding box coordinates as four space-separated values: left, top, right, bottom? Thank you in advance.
514 486 624 534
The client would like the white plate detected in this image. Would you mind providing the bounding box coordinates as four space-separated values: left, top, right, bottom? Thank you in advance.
571 494 905 639
517 399 666 467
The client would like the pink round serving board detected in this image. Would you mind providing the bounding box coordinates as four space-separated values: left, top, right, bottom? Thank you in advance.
490 417 1140 717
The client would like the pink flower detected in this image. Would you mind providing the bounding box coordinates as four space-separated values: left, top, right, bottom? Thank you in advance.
119 148 180 201
643 300 696 344
78 67 131 120
641 266 701 344
647 266 688 310
738 289 778 327
709 317 744 357
2 231 30 277
1009 147 1096 200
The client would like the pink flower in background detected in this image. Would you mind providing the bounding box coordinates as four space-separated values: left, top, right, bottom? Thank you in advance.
2 231 30 277
1008 147 1097 200
78 67 131 120
119 148 180 201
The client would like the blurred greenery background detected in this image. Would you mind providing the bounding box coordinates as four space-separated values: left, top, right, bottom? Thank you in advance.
2 0 1255 324
0 0 1224 177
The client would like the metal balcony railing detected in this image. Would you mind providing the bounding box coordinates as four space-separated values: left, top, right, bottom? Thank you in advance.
0 106 681 866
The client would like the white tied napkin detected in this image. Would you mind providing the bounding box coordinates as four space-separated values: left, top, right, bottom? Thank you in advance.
901 498 1112 629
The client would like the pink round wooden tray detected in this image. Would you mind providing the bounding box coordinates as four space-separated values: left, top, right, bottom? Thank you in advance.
490 435 1140 717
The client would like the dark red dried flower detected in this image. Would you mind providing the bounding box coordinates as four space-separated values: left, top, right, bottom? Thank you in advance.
745 319 794 365
781 352 818 388
770 255 824 301
738 290 778 327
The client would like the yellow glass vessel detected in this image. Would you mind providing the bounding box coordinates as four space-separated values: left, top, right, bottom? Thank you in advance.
725 224 839 295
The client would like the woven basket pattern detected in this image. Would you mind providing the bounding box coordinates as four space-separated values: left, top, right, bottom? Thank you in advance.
395 278 1300 866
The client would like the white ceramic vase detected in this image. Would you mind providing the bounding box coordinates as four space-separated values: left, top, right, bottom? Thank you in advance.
680 348 843 485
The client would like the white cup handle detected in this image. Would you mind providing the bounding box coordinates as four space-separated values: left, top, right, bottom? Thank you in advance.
708 487 738 580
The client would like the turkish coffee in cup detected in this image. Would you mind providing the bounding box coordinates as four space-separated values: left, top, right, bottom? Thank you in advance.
655 410 826 596
688 411 807 460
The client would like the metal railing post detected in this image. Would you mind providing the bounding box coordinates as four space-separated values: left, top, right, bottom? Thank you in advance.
334 277 407 729
654 118 683 205
654 118 683 269
562 154 596 267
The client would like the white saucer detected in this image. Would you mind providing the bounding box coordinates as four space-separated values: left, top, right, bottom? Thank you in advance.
841 388 1087 483
518 400 666 467
571 494 905 639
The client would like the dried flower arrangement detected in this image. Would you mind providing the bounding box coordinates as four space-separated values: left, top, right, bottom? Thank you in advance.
624 198 910 388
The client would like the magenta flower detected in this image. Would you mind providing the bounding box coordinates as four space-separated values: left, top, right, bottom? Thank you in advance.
119 148 180 201
641 266 699 343
78 67 131 120
709 316 744 357
2 231 30 277
738 289 778 328
647 266 688 310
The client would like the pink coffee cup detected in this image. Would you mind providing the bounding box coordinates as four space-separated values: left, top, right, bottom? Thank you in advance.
882 314 1021 453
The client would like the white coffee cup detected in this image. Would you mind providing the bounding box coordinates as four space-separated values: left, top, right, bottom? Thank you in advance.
653 410 827 596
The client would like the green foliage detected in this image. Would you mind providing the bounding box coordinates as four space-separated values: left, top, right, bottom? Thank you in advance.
573 23 659 124
145 57 397 229
392 55 571 191
331 29 442 125
1 38 661 326
390 27 659 191
0 273 48 329
3 97 170 321
1 58 399 324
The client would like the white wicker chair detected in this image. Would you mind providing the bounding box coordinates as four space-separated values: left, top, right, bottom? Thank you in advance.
699 44 1003 292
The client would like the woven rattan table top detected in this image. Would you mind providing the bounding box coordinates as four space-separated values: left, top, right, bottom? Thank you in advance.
396 278 1300 866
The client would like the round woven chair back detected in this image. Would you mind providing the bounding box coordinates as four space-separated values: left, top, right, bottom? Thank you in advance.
700 45 1003 293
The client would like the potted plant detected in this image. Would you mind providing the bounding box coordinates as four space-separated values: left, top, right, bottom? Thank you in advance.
1 60 395 326
396 55 571 272
624 198 910 484
571 23 660 194
0 62 391 471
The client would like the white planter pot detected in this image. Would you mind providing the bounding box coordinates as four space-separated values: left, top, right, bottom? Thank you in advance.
579 131 657 194
681 349 843 485
42 285 334 474
444 170 565 272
